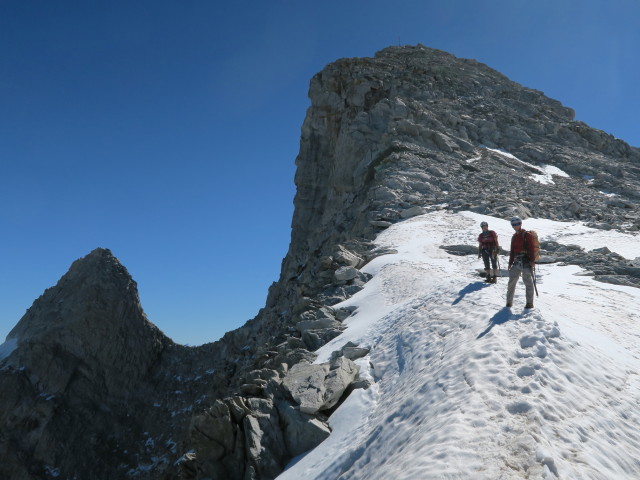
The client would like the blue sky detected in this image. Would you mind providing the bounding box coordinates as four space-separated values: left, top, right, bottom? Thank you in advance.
1 1 638 346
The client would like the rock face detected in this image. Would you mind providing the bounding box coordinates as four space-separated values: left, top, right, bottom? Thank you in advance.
6 248 166 394
1 45 639 480
0 248 169 479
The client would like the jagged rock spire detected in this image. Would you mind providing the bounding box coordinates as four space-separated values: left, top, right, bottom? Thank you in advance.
6 247 168 394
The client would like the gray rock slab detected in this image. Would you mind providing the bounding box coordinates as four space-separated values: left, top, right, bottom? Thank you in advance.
276 401 331 457
335 266 359 282
282 363 330 414
322 357 360 410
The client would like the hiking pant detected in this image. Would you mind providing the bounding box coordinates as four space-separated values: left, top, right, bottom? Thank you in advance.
506 260 534 306
481 249 497 270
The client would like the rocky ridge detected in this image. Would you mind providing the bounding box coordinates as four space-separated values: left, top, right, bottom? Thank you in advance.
1 45 639 480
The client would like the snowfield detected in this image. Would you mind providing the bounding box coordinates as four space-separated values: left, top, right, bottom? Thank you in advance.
277 210 640 480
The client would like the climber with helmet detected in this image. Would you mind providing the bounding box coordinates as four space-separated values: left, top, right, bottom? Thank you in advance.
477 221 499 283
506 216 536 309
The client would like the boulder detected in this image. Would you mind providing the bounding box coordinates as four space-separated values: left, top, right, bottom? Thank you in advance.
323 357 360 410
400 205 425 218
281 357 360 414
335 266 359 282
301 327 344 351
335 306 358 321
282 363 330 414
333 246 364 268
296 318 342 333
343 346 370 361
276 401 331 457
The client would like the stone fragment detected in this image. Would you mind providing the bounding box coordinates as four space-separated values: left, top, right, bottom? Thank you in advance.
296 318 342 333
370 220 393 228
322 357 360 410
335 306 357 321
302 328 344 351
276 401 331 457
400 206 425 218
333 246 364 268
335 266 359 282
282 363 330 414
343 346 370 361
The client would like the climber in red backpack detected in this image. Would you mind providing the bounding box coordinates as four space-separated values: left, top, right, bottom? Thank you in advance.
506 217 536 309
477 221 499 283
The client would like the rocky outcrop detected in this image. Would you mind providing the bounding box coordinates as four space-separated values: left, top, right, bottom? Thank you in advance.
282 356 359 414
5 248 167 395
1 45 639 480
0 248 172 479
178 354 361 480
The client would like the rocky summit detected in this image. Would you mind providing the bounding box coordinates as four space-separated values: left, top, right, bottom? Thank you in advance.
1 45 639 480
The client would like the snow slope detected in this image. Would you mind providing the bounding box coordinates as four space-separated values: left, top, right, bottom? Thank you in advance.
277 210 640 480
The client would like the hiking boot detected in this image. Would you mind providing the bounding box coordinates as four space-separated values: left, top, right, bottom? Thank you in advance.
490 276 497 283
525 303 534 309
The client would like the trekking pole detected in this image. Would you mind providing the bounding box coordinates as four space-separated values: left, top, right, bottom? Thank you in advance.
532 264 539 297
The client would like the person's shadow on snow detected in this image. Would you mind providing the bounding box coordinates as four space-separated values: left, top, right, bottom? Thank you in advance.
452 281 492 305
476 307 515 339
